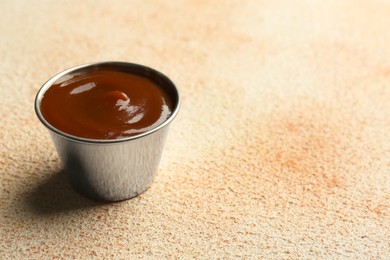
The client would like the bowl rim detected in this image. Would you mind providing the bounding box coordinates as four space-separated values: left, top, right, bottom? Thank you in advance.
35 61 180 144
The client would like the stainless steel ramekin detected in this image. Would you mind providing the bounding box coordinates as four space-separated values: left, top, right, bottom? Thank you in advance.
35 62 180 201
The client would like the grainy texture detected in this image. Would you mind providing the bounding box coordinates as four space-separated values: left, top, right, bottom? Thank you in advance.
1 0 389 259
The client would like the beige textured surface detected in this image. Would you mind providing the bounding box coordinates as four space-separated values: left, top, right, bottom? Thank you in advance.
1 0 389 258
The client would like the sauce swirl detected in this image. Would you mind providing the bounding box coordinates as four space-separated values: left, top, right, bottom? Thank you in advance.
40 70 173 139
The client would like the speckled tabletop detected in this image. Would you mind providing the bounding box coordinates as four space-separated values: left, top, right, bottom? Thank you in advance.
1 0 389 258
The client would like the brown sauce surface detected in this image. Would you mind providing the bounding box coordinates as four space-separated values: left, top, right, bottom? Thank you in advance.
40 70 173 139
